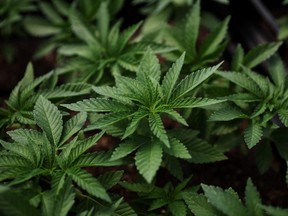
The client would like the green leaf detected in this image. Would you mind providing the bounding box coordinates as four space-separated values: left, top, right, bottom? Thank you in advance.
243 42 282 69
245 178 263 216
278 109 288 127
66 167 110 202
148 113 169 147
135 141 163 183
184 0 200 58
24 16 61 36
244 122 263 149
171 97 225 108
34 96 63 146
73 152 124 167
67 131 104 166
54 179 75 216
209 107 247 121
119 182 154 193
255 141 272 173
138 48 161 82
98 170 123 190
39 2 63 24
110 140 141 161
0 155 32 168
161 52 185 102
122 110 148 139
268 55 286 89
199 16 230 58
62 98 130 112
168 201 187 216
171 64 221 101
231 44 244 71
70 8 100 48
162 109 188 126
164 138 191 159
202 184 247 216
261 205 288 216
60 112 87 146
186 139 227 163
98 1 109 44
216 71 263 97
183 192 219 216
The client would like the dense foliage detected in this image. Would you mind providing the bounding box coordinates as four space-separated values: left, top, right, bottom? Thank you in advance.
1 0 288 215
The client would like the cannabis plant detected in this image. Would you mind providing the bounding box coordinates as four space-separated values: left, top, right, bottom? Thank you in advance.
183 178 288 216
63 50 226 182
0 96 135 215
162 0 230 71
0 63 91 133
58 1 173 84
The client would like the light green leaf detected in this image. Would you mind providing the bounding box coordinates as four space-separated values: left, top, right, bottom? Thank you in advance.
171 97 225 108
183 192 219 216
34 96 63 146
171 64 221 101
135 141 163 183
231 44 244 71
60 112 87 146
24 16 60 36
202 184 247 216
243 42 282 69
66 167 110 202
54 180 75 216
164 138 191 159
209 107 247 121
97 170 123 190
244 122 263 149
122 110 148 139
245 178 263 216
62 98 130 112
268 55 286 89
110 140 141 161
149 113 169 147
161 52 185 102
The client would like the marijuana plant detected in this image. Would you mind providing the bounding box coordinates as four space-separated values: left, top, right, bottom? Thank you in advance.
0 63 91 132
183 178 288 216
63 50 226 182
163 0 230 71
0 96 132 215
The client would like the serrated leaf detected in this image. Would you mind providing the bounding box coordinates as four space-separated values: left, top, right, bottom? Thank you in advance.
171 64 221 101
34 96 63 146
268 55 286 89
0 155 32 168
244 122 263 149
148 113 169 147
163 155 183 180
62 98 131 112
98 170 123 190
216 71 263 97
171 97 225 108
161 53 185 102
67 131 104 166
202 184 247 216
135 141 163 183
184 0 200 58
54 179 75 216
278 109 288 127
183 192 219 216
162 109 188 126
73 152 124 167
122 110 148 139
231 44 244 71
261 205 288 216
119 182 154 193
66 167 110 202
243 42 282 69
245 178 263 216
60 112 87 146
164 138 191 159
110 140 141 161
186 139 227 163
168 201 187 216
209 107 247 121
138 47 161 81
199 16 230 58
